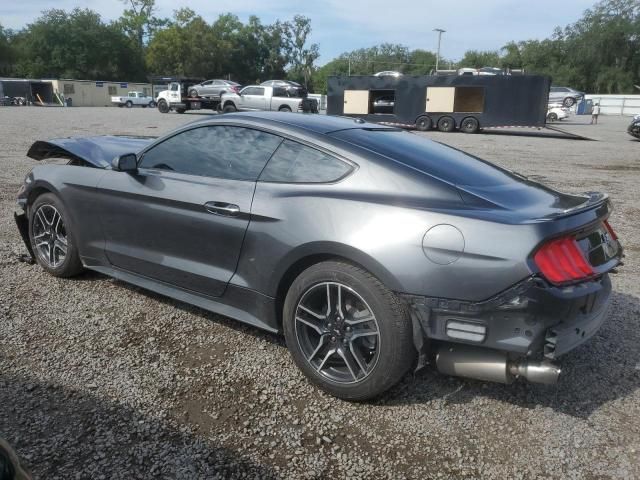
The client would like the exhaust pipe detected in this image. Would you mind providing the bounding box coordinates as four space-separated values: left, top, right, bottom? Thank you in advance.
436 344 561 385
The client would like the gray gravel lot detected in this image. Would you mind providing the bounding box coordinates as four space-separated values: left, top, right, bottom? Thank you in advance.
0 107 639 479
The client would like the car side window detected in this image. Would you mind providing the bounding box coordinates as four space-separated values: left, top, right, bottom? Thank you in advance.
550 87 559 93
260 140 353 183
139 126 282 181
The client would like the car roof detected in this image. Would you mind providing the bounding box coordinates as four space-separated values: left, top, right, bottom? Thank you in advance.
188 112 395 135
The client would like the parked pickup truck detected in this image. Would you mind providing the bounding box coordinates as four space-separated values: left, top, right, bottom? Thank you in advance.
111 91 156 108
220 85 318 114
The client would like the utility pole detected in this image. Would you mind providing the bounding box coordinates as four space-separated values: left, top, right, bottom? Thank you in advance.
434 28 445 73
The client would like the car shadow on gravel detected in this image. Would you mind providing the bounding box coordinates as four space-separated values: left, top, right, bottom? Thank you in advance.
381 291 640 419
0 372 281 479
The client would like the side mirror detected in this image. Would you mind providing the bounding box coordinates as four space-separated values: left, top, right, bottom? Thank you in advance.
112 153 138 172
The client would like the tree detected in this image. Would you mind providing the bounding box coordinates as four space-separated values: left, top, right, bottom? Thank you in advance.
283 15 319 88
458 50 501 69
10 9 144 80
0 25 16 76
118 0 166 49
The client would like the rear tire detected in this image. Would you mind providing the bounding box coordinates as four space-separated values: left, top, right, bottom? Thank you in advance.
415 115 432 131
437 116 455 132
148 101 156 108
278 105 292 112
125 101 133 108
29 193 84 278
157 100 169 113
283 261 415 401
460 116 479 133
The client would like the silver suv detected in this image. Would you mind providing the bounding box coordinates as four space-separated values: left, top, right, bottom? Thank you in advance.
549 86 585 107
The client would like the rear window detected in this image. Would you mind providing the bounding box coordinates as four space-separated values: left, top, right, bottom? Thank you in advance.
260 140 352 183
330 129 520 187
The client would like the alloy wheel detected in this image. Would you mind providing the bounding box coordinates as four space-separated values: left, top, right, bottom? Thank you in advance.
32 204 67 268
294 282 380 384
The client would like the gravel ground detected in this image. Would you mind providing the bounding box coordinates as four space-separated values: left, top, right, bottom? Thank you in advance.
0 107 639 479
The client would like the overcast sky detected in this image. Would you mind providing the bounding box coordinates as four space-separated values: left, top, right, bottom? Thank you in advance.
4 0 595 63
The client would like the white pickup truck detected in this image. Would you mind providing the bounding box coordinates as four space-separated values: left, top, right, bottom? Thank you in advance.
220 86 318 113
111 91 156 108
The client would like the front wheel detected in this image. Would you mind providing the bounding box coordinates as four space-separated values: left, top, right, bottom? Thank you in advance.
29 193 84 277
283 261 415 401
278 105 292 112
157 100 169 113
547 112 558 122
148 101 156 108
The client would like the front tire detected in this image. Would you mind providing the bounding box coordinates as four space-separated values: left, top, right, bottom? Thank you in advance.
547 112 558 122
29 193 83 278
157 100 169 113
283 261 414 401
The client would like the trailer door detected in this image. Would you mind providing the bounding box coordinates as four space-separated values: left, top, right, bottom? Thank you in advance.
425 87 455 113
343 90 369 114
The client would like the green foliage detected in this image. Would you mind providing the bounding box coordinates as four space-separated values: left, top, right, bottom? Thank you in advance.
8 9 145 80
459 50 501 69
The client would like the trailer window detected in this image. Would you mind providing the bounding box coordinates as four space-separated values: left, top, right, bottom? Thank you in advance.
369 89 395 115
63 84 75 94
453 87 484 113
108 86 117 95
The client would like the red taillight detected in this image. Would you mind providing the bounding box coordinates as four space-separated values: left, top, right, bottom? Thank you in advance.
533 236 594 285
604 220 618 241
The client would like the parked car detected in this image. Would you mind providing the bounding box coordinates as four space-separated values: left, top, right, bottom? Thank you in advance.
477 67 504 76
221 86 318 113
111 91 156 108
547 103 570 122
457 67 478 76
372 94 395 114
16 112 623 400
260 80 307 97
549 86 585 107
187 79 241 100
628 114 640 139
374 71 403 77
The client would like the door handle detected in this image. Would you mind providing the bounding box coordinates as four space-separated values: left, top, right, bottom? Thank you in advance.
204 201 240 217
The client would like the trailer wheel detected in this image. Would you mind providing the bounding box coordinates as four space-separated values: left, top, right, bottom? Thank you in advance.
437 116 455 133
157 100 169 113
460 117 479 133
415 116 432 131
222 104 237 113
125 100 133 108
175 108 186 114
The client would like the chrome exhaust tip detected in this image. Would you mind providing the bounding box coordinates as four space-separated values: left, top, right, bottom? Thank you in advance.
436 344 561 385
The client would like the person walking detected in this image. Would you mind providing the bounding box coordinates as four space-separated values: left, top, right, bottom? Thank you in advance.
591 103 600 124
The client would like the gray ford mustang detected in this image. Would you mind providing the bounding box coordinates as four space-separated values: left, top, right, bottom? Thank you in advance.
15 112 623 400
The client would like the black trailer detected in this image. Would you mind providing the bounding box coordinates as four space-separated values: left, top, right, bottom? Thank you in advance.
327 74 551 133
150 76 221 113
0 78 55 105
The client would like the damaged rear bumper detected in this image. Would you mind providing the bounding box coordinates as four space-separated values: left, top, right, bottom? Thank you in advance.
403 274 613 361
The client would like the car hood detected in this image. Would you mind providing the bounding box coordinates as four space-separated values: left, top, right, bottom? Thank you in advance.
27 135 156 168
